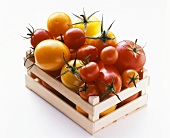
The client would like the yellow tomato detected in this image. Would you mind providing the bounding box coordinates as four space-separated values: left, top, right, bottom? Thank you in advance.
60 59 83 92
74 16 101 37
34 39 70 71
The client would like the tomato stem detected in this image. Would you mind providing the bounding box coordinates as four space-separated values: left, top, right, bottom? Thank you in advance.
128 73 139 87
72 8 100 31
99 78 121 101
85 17 115 46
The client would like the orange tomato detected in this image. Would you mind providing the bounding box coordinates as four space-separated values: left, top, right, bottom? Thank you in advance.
34 39 70 71
122 69 139 88
47 12 72 37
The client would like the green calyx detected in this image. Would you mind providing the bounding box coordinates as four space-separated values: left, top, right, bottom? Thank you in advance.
72 8 100 31
125 39 145 58
99 78 121 101
78 82 88 93
85 15 115 46
128 73 139 87
22 23 34 39
56 53 82 81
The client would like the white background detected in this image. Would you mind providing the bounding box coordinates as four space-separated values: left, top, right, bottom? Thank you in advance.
0 0 170 138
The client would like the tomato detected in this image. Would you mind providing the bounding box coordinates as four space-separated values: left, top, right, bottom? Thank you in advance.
23 24 54 48
80 62 99 82
96 63 122 101
79 82 100 101
77 44 98 61
100 46 118 65
115 39 146 73
47 12 72 37
64 28 86 50
99 105 117 117
34 39 70 71
73 10 101 37
60 59 83 92
122 69 139 88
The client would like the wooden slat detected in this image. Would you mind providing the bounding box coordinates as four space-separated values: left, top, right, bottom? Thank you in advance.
25 74 94 134
94 94 148 133
24 58 94 116
93 76 150 115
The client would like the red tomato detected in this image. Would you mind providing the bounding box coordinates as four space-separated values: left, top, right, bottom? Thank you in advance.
77 44 98 61
23 24 53 48
79 82 100 101
115 39 146 73
80 62 100 82
100 46 118 65
64 28 86 50
96 63 122 101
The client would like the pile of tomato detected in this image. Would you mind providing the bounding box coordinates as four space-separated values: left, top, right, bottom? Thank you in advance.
24 9 146 117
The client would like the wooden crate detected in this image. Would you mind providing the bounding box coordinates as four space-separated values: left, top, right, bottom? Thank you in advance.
24 51 150 135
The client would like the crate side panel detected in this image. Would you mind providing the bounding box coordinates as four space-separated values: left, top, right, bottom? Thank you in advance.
25 74 94 134
94 94 148 132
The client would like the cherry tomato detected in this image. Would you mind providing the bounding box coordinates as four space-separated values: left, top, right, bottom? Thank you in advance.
64 28 86 50
79 82 100 101
77 44 98 61
115 39 146 73
34 39 70 71
100 46 118 65
23 24 54 48
122 69 139 88
47 12 72 37
80 62 100 82
60 59 83 92
96 63 122 101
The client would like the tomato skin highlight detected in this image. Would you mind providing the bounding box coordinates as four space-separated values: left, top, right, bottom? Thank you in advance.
115 40 146 73
34 39 70 71
64 28 86 50
80 62 100 82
